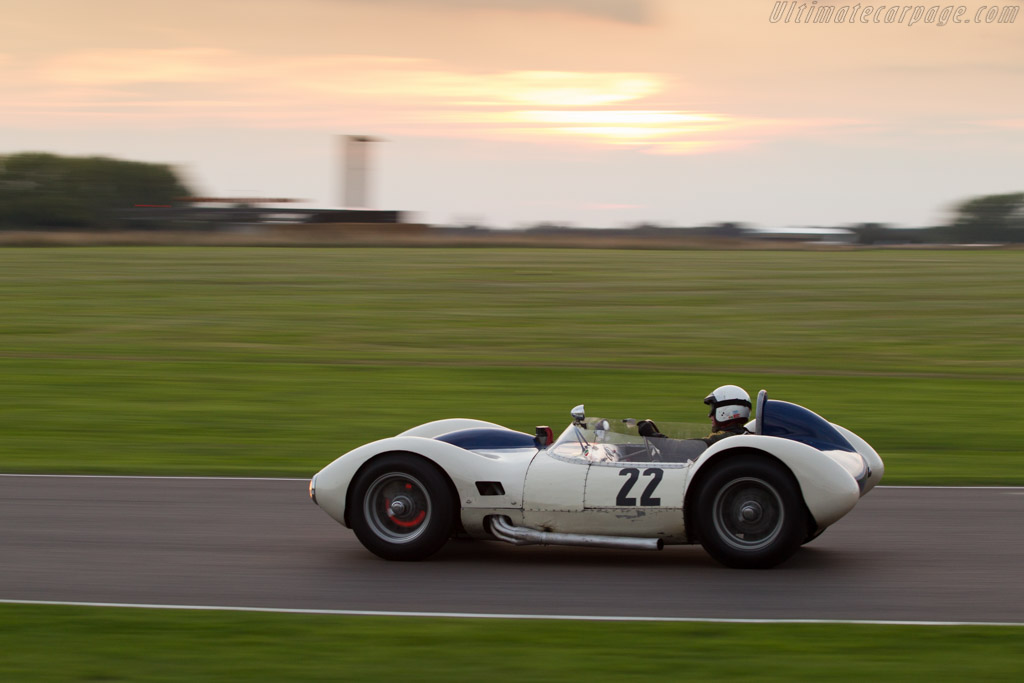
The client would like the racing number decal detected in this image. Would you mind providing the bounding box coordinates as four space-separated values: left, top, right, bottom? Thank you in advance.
616 468 663 506
641 468 663 506
616 468 639 506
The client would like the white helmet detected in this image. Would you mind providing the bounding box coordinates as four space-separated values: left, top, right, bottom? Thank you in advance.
704 385 751 423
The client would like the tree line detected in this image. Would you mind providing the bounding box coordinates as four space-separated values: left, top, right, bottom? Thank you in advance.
0 152 192 230
846 192 1024 245
0 151 1021 243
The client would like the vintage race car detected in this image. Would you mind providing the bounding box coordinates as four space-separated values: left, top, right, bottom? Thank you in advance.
310 391 883 568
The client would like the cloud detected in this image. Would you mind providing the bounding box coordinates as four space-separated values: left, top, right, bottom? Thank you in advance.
979 118 1024 129
10 47 862 155
39 48 244 85
32 49 664 109
334 0 653 23
293 60 663 107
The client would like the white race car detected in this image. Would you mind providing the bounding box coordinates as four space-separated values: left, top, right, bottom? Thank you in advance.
310 391 883 568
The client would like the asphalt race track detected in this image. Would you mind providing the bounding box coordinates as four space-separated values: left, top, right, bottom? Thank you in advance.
2 475 1023 624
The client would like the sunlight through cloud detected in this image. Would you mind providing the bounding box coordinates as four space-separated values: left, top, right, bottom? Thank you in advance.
9 48 858 155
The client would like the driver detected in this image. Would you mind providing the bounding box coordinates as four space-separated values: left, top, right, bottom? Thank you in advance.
637 385 752 445
701 384 752 444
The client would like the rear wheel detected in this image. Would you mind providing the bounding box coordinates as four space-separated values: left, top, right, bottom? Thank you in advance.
349 454 454 561
802 527 826 545
695 456 804 569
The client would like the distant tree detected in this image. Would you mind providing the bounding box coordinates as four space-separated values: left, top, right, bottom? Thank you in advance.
949 192 1024 243
709 221 746 238
687 221 748 238
628 222 664 234
850 222 890 245
0 152 193 230
524 222 574 234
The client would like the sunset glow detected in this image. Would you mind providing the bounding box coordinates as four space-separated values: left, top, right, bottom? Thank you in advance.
5 47 838 154
496 71 661 107
2 0 1022 227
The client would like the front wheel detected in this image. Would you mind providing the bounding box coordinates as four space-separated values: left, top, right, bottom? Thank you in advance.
349 454 455 561
695 456 805 569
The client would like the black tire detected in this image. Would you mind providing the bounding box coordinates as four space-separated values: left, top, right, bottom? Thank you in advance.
694 455 805 569
802 527 826 545
349 454 455 561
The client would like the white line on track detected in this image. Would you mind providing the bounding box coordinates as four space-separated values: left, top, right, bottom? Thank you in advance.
2 473 1023 490
1 599 1022 627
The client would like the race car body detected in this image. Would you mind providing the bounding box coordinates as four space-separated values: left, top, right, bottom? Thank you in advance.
310 391 883 568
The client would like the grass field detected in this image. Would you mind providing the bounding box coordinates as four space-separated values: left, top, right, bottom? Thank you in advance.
3 246 1023 680
2 604 1024 682
2 246 1023 482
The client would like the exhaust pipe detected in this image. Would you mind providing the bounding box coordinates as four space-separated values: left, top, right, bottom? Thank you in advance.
489 516 663 551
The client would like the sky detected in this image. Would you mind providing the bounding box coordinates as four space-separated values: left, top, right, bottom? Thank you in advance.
1 0 1022 228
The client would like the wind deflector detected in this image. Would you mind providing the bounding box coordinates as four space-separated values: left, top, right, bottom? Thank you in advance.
760 399 857 453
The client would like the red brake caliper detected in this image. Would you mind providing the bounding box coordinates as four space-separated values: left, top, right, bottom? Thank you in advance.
385 482 426 528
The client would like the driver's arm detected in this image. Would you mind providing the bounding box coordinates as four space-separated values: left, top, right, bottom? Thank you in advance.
637 419 667 439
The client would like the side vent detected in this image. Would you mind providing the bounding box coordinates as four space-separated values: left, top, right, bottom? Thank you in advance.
475 481 506 496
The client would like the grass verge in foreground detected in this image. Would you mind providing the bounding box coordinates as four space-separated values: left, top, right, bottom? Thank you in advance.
1 604 1023 682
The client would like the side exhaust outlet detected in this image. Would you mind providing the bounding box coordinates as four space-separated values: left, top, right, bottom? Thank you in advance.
489 516 663 551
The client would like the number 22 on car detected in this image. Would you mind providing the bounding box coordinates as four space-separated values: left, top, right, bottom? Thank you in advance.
583 463 689 538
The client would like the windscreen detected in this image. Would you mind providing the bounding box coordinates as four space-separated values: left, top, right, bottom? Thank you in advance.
549 418 708 463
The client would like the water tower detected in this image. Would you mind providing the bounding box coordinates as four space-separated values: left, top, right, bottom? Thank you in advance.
340 135 379 209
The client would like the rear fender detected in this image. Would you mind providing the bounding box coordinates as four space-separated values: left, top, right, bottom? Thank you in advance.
833 424 884 493
686 435 860 532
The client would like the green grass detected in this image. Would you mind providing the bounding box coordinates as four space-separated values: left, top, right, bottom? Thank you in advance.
1 604 1023 681
3 248 1023 678
2 247 1023 483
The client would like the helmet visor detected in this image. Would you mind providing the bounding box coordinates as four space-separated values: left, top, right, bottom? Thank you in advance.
705 397 752 419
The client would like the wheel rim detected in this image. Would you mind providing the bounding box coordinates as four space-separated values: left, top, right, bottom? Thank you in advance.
711 477 785 552
363 472 432 544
